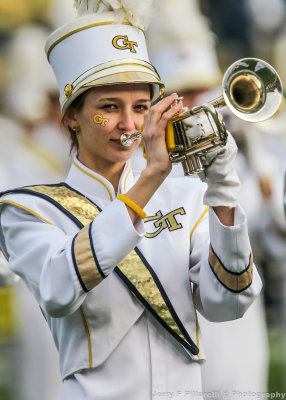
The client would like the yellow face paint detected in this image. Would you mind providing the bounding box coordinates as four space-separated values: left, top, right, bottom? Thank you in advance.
93 114 109 127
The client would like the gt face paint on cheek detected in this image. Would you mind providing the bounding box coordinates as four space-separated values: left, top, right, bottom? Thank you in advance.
93 114 109 127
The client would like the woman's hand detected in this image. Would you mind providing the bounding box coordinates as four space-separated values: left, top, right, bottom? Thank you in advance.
142 93 183 178
122 93 183 224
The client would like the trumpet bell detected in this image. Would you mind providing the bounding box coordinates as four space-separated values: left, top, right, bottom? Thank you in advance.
222 58 282 122
120 57 283 176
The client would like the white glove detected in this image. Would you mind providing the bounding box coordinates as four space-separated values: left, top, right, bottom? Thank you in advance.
199 132 241 208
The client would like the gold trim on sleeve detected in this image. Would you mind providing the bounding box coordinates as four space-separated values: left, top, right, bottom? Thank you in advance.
80 305 93 368
0 200 54 225
190 285 200 360
74 224 104 291
209 246 253 292
190 207 209 241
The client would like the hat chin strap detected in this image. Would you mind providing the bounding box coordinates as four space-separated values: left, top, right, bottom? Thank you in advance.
70 58 160 91
61 60 164 114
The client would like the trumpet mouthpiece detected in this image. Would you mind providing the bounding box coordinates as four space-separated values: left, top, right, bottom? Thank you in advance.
120 131 142 146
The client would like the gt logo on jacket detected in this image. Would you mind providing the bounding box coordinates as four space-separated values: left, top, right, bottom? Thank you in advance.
144 208 186 238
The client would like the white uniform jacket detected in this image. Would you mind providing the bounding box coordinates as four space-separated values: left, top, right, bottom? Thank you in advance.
0 158 262 399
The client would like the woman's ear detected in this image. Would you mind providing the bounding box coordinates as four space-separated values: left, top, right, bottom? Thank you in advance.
63 108 79 131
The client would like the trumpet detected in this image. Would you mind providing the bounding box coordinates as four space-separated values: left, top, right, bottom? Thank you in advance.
120 58 283 176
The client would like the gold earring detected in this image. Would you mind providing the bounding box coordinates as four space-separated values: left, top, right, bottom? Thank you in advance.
72 126 80 132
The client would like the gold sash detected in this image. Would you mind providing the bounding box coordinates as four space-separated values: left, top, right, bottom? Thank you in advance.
13 183 199 356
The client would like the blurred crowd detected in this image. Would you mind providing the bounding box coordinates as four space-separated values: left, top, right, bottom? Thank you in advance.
0 0 286 399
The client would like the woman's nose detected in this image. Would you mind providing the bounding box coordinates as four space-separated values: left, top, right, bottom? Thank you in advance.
118 109 136 132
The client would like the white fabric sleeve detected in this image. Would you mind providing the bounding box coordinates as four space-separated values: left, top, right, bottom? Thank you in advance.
189 206 262 322
0 200 145 317
1 205 85 317
90 199 145 276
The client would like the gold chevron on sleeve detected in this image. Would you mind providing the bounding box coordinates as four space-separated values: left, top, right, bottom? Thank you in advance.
74 224 104 291
209 245 253 292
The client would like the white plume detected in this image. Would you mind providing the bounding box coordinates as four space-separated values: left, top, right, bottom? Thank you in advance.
73 0 154 29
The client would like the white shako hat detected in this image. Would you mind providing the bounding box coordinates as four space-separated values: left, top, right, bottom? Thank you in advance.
6 24 58 122
146 0 221 94
45 0 164 114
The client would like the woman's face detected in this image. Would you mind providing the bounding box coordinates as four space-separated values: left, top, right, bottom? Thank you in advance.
66 83 151 172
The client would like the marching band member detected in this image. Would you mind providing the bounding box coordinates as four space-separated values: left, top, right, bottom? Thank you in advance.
0 1 262 399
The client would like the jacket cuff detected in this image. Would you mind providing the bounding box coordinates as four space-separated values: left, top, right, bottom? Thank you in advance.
208 206 253 292
71 199 145 291
71 222 105 292
90 199 145 277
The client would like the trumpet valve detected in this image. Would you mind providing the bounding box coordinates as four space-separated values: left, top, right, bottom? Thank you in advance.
171 96 184 107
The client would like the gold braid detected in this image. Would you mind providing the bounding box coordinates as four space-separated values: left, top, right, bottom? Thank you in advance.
119 0 134 19
94 0 102 12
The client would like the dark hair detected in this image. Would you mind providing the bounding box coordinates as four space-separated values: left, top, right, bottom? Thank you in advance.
62 89 92 155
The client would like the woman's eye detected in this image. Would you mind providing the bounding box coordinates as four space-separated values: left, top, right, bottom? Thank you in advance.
135 105 149 111
102 104 117 110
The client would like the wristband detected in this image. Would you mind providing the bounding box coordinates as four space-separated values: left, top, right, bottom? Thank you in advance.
117 194 147 219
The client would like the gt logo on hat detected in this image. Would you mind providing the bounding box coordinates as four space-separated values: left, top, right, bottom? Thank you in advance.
112 35 138 53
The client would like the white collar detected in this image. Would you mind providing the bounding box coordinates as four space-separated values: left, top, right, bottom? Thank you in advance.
65 158 134 203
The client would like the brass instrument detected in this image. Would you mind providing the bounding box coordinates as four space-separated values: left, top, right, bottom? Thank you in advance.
120 58 283 176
